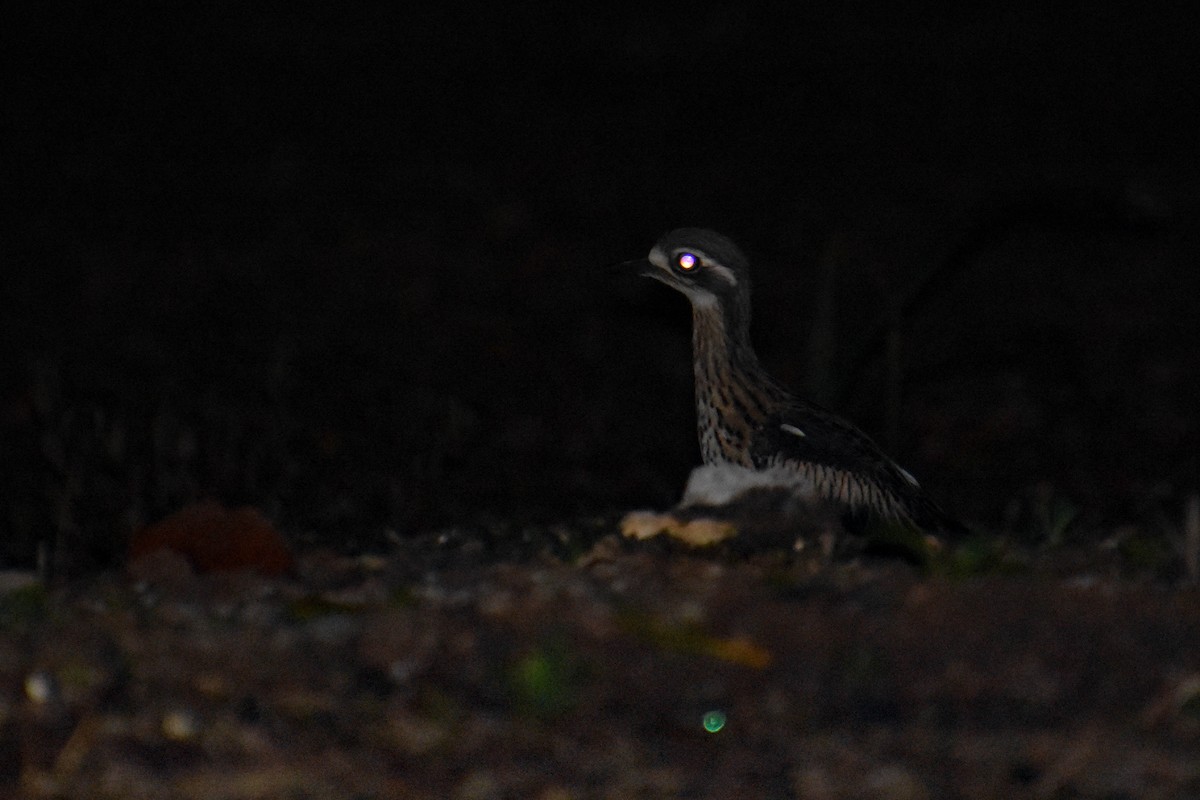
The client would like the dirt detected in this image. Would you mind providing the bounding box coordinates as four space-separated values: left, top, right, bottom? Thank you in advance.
4 527 1200 800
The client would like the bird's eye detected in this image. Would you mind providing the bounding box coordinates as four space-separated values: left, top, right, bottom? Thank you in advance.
675 252 698 272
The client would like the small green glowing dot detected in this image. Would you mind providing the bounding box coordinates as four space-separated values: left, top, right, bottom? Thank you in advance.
702 710 726 733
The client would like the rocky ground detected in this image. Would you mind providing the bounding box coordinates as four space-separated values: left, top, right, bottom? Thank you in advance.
4 517 1200 799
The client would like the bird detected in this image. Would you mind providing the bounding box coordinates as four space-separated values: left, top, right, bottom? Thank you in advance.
634 227 963 535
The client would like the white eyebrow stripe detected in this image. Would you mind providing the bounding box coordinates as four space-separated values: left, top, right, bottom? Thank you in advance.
708 262 738 287
780 423 806 438
682 249 737 287
652 245 740 288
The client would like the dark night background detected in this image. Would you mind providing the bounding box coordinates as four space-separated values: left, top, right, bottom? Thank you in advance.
3 3 1199 572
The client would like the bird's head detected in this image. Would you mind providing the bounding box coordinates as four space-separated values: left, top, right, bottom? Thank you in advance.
637 228 751 311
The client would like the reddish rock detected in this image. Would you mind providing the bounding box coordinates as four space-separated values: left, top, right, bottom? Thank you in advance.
130 501 294 575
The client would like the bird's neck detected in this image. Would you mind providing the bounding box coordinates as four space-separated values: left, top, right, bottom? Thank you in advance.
689 296 785 465
690 297 759 379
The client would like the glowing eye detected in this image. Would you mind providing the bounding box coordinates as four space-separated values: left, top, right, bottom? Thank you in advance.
676 252 698 271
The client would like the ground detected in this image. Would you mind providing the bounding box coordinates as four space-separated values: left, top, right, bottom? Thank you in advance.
4 523 1200 799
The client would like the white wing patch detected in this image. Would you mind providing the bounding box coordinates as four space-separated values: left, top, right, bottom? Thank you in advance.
780 423 806 438
894 463 920 488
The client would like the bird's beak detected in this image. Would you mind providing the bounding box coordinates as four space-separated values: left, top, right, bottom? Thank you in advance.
617 258 657 278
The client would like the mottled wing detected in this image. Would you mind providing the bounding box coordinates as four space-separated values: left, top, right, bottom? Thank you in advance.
752 402 962 533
